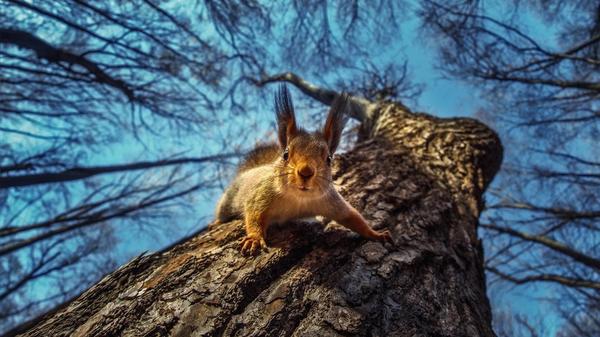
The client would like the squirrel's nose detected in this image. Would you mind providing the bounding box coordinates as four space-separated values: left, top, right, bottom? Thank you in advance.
297 165 314 179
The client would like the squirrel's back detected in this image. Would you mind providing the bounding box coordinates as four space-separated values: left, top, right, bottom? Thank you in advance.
215 143 280 223
236 143 280 174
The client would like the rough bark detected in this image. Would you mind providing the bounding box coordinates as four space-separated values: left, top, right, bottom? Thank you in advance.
11 75 503 337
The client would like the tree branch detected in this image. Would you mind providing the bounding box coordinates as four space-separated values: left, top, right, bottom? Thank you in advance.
486 266 600 290
486 201 600 220
0 251 60 303
0 28 135 100
479 73 600 92
0 182 204 257
482 224 600 271
253 72 373 122
0 28 134 100
0 153 238 189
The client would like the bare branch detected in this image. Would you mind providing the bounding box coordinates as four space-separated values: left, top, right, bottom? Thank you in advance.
482 224 600 271
0 153 239 189
487 266 600 290
0 181 205 257
254 72 373 122
0 28 134 99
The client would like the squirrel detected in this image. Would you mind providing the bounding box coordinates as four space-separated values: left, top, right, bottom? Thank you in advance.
216 85 393 255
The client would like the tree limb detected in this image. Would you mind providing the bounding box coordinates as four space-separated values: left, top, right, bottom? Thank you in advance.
482 224 600 271
0 28 135 100
486 201 600 220
253 72 373 122
0 182 204 257
0 251 60 303
487 266 600 290
0 153 239 189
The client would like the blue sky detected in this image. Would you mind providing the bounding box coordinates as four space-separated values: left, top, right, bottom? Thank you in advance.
3 1 572 335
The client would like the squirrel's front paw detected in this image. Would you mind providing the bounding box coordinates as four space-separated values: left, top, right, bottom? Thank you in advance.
374 230 394 244
240 236 265 256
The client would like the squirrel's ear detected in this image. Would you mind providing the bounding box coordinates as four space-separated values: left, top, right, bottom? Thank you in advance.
274 84 297 148
323 93 349 154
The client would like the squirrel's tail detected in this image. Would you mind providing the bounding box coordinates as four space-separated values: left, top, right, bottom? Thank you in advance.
237 143 280 173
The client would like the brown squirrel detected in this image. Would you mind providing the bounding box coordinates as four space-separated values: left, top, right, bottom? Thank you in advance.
216 85 393 255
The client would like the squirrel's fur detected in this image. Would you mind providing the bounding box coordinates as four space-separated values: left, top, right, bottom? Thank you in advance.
216 85 392 255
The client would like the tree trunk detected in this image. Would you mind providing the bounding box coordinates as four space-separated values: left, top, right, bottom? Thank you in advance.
11 75 503 337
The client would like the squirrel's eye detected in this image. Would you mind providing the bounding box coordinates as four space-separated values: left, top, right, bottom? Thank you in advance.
326 154 332 166
283 148 289 161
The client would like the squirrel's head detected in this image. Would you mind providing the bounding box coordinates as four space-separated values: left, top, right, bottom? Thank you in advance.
274 85 348 195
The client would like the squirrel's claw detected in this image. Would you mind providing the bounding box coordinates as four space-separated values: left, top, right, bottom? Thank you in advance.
375 230 394 245
240 236 264 256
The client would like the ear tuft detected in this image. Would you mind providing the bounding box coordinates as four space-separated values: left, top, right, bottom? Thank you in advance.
323 93 349 154
274 84 297 148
